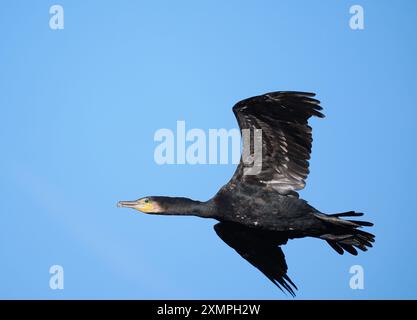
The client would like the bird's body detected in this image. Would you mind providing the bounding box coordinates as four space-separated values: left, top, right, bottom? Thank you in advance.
213 183 321 234
118 91 375 296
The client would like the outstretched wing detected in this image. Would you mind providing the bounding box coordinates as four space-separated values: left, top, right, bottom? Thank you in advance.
230 91 324 196
214 222 297 296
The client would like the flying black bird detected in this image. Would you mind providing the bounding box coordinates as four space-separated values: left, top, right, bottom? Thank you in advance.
118 91 375 296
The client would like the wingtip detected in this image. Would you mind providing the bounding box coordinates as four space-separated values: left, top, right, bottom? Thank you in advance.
271 275 298 297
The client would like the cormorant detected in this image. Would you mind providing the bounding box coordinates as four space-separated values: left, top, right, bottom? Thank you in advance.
118 91 375 296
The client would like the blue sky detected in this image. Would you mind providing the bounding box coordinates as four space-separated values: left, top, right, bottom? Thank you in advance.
0 0 416 299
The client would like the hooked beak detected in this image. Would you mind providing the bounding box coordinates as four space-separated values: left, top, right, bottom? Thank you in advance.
117 200 138 208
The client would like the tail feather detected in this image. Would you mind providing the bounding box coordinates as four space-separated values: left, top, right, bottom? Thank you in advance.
316 211 375 256
329 211 363 217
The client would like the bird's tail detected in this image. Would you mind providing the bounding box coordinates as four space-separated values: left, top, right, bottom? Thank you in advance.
315 211 375 255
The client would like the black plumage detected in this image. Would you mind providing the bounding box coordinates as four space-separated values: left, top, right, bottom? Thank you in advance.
118 91 375 296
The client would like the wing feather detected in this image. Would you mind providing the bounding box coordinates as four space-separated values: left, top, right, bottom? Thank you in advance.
230 91 324 196
214 222 297 296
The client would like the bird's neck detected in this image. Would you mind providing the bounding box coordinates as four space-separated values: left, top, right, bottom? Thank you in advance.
155 197 217 218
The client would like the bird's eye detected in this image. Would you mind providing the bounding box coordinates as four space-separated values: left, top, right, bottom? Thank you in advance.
144 199 149 203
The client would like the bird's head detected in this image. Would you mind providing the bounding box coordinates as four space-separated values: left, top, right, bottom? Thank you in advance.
117 197 163 214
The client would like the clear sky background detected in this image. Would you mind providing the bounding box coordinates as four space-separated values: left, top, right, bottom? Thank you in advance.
1 0 416 299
